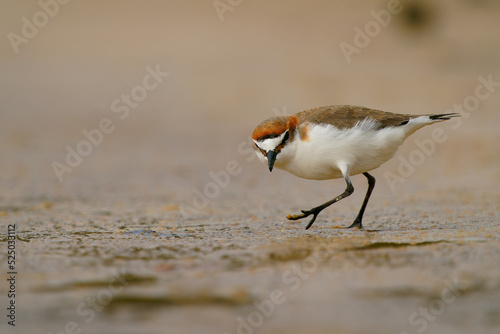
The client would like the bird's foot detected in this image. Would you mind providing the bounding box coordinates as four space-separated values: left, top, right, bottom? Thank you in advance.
286 210 310 220
287 209 320 230
346 218 363 229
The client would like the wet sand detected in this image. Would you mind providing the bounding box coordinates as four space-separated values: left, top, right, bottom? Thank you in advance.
1 1 500 333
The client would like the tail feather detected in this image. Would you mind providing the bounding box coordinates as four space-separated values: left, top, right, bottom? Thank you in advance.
399 113 459 126
428 113 460 121
400 112 460 137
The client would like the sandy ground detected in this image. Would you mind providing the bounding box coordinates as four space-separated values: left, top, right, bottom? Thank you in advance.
1 1 500 333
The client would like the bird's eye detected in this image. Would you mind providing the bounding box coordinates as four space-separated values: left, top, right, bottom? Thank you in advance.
282 131 290 144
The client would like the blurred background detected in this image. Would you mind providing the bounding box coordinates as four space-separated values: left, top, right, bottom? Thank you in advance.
1 1 500 333
1 0 499 204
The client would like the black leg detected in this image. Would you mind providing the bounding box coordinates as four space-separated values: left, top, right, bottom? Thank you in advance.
287 176 354 230
347 172 375 229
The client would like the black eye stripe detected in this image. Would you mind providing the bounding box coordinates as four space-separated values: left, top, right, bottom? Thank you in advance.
260 134 280 141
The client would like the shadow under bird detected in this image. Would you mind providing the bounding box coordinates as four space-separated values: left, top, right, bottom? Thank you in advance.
251 105 459 230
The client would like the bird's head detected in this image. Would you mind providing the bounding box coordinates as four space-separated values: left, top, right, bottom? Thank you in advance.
251 115 298 172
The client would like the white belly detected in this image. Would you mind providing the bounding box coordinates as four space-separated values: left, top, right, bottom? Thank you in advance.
275 121 407 180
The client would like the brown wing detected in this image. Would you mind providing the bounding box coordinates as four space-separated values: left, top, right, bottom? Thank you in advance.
295 105 413 129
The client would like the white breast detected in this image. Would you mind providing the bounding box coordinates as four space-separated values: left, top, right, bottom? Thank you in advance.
275 119 408 180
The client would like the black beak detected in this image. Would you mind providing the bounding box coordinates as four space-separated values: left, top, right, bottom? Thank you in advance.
266 151 277 172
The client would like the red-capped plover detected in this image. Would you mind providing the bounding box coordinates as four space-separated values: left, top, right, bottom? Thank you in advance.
251 105 458 230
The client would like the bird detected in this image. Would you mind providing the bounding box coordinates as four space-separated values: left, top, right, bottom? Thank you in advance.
251 105 458 230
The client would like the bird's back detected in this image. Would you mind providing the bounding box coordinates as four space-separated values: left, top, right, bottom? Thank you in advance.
295 105 413 129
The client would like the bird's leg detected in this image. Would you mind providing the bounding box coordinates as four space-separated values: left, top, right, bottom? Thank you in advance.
287 176 354 230
347 172 375 229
